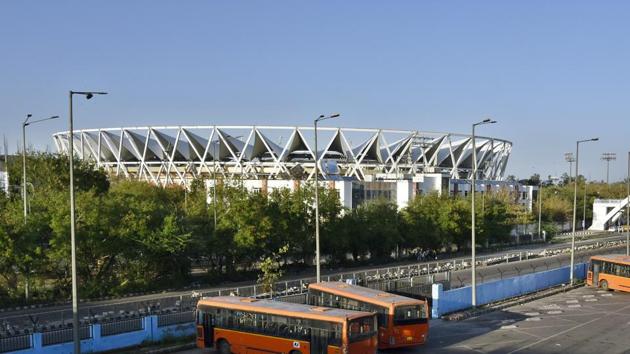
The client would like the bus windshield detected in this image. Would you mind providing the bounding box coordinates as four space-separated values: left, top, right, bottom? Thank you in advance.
394 304 426 325
348 316 377 343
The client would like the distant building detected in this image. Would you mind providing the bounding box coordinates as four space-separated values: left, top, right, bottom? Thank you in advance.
53 125 534 210
590 198 629 231
0 160 8 195
207 176 536 211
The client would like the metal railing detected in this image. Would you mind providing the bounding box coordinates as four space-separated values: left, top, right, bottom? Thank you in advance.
0 236 626 334
41 326 91 346
101 318 143 337
0 334 31 353
157 311 194 327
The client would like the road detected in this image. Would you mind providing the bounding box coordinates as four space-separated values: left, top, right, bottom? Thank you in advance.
174 285 630 354
0 234 625 329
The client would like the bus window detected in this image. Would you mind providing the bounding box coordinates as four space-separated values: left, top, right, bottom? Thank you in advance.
394 305 426 325
348 316 376 343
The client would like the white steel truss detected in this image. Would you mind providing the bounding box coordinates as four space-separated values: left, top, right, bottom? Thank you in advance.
53 126 512 187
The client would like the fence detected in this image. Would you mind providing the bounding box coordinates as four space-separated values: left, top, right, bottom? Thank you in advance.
41 326 91 346
100 318 143 337
0 334 31 353
157 311 194 327
0 315 196 354
431 263 588 318
0 236 625 337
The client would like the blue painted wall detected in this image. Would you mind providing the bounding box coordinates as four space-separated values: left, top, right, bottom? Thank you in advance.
431 263 587 318
8 315 196 354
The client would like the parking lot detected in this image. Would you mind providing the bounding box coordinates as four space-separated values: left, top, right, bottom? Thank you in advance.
404 285 630 353
177 285 630 354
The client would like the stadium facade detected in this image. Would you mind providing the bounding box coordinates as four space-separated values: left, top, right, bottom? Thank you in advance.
52 125 534 210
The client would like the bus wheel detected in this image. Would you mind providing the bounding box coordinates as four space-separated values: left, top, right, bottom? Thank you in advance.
289 351 302 354
600 280 609 291
217 339 231 354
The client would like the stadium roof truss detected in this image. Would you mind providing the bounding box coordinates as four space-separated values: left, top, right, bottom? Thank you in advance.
53 126 512 187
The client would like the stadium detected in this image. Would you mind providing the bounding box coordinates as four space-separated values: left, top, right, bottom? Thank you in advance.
52 126 527 209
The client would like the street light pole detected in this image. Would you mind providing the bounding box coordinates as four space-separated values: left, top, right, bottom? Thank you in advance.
471 118 496 307
570 137 598 285
314 113 340 283
22 114 60 223
69 90 107 354
626 151 629 256
538 181 543 240
583 182 587 230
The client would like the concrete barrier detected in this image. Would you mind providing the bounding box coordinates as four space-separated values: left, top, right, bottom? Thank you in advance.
7 315 196 354
431 263 587 318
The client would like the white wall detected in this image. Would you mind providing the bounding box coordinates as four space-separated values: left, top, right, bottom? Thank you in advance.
333 180 353 209
396 180 412 210
0 171 7 194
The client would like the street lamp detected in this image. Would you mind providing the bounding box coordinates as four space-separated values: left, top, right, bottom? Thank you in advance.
570 137 598 285
22 114 60 222
314 113 340 283
69 90 107 354
626 151 629 256
471 118 496 307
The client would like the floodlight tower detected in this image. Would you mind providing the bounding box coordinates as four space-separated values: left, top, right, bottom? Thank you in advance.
565 152 576 182
601 152 616 186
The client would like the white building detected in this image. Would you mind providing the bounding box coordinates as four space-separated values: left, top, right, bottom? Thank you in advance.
590 198 629 231
206 175 535 211
0 160 8 195
53 125 534 210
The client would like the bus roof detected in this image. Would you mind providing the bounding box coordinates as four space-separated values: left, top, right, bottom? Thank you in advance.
197 296 374 323
308 282 425 308
591 254 630 265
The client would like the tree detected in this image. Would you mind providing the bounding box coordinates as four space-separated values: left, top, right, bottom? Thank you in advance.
524 173 541 186
257 244 289 297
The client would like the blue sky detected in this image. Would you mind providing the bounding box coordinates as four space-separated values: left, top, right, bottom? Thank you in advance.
1 1 629 181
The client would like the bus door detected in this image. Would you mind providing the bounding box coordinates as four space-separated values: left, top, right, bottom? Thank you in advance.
592 262 601 287
203 312 214 348
310 328 328 354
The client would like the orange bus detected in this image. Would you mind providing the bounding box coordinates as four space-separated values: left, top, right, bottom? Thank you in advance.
587 254 630 292
307 282 429 349
195 296 378 354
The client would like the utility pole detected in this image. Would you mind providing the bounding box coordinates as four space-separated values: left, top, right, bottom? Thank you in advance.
68 90 107 354
22 114 60 223
570 138 598 285
313 113 340 283
471 118 497 307
538 181 543 240
583 180 590 230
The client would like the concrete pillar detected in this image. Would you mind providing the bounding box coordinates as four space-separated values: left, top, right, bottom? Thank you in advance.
431 283 443 319
92 323 102 352
145 315 157 342
32 332 42 352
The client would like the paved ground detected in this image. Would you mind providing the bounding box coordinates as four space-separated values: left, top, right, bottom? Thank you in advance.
176 286 630 354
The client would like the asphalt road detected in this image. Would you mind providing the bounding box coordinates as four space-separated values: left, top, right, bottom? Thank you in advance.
174 286 630 354
0 234 626 329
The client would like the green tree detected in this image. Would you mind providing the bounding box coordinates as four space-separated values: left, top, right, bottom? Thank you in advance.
257 244 289 297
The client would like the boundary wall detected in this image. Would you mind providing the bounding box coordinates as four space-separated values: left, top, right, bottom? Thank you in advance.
431 263 587 318
6 315 195 354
